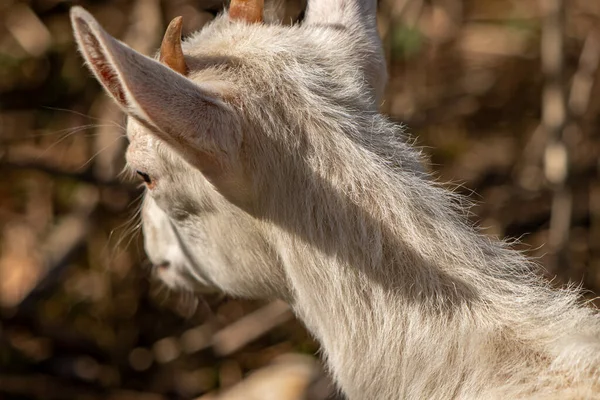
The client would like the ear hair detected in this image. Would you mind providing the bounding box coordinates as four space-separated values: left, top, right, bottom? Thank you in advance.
71 8 128 107
70 6 241 178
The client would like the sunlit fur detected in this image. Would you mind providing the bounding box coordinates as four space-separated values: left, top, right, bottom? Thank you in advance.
71 1 600 398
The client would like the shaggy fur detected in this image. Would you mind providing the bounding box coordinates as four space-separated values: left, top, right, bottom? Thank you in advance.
70 1 600 398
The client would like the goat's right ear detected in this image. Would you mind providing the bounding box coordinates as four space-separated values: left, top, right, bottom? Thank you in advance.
70 7 241 178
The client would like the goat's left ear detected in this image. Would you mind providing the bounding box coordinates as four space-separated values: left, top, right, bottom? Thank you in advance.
70 6 241 178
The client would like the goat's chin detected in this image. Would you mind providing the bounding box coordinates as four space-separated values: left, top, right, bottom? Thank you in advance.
154 267 218 294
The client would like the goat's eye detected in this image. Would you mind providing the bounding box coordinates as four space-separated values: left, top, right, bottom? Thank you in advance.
136 170 152 185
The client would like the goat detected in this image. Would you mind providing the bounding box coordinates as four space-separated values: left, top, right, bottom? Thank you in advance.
70 0 600 398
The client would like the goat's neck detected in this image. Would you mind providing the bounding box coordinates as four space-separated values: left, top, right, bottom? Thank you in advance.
264 127 595 398
278 230 484 399
264 153 478 396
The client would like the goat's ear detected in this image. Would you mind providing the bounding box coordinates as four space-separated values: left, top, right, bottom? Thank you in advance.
70 7 240 177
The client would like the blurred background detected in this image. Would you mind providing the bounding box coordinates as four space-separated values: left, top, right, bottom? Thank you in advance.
0 0 599 399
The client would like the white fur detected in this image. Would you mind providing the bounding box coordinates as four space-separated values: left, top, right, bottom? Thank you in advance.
70 2 600 399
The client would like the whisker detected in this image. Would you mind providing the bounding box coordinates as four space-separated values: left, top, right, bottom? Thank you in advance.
37 125 111 155
102 192 145 268
108 195 144 251
151 283 173 307
42 106 126 130
177 290 199 319
76 135 127 170
1 124 125 145
122 221 143 252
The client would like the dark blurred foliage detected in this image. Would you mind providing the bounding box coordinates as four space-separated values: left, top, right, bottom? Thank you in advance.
0 0 599 399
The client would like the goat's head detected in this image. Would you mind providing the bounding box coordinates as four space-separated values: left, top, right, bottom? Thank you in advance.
70 1 387 299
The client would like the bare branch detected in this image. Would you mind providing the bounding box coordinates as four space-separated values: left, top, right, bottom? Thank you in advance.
212 300 293 356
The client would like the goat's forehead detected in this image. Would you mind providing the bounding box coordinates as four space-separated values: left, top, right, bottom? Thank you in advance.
125 117 197 187
125 118 170 166
183 18 302 60
126 118 152 143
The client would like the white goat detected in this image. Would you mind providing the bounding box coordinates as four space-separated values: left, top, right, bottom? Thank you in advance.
70 0 600 398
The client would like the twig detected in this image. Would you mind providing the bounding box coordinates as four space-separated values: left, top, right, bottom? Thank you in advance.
543 23 600 276
568 29 600 118
1 187 99 308
540 0 569 274
198 354 328 400
569 29 600 278
5 3 52 57
212 300 293 356
0 374 166 400
515 30 600 192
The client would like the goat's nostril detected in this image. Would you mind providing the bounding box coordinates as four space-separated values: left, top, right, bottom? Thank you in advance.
156 261 170 269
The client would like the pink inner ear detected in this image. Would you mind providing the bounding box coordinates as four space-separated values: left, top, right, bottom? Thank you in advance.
96 61 126 104
78 20 127 106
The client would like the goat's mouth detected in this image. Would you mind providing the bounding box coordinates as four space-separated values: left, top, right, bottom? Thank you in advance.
151 260 217 294
152 262 191 290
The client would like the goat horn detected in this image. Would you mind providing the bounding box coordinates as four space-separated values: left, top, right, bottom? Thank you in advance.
159 16 188 76
229 0 264 23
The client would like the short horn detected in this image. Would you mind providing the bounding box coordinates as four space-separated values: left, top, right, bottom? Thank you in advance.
159 16 188 75
229 0 264 23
